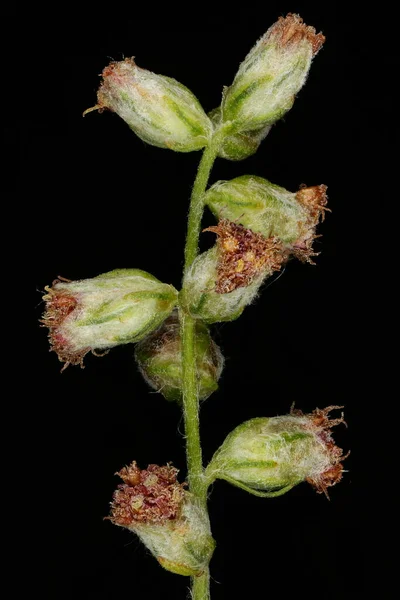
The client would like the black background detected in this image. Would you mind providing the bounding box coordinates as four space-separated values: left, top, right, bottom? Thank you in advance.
14 4 381 599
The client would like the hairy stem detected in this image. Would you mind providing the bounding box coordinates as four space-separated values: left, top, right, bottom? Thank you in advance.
184 137 222 272
181 132 222 495
180 131 223 599
180 311 207 501
191 570 210 600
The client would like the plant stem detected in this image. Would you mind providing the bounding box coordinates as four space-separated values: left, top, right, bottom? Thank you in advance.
191 570 210 600
183 133 223 273
180 311 207 502
181 132 222 498
180 132 223 599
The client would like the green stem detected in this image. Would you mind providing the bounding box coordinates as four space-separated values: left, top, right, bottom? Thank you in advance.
180 310 207 503
180 131 223 599
191 570 210 600
181 132 222 498
184 132 223 273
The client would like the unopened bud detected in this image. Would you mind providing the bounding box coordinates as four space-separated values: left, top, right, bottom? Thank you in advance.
209 107 271 161
180 219 287 323
41 270 178 369
135 311 224 402
86 58 212 152
205 176 328 261
108 461 215 576
206 406 347 498
221 14 325 135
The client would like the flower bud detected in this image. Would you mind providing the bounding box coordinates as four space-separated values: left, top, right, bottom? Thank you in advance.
135 311 224 402
209 107 271 161
108 461 215 576
41 269 178 369
221 14 325 135
205 176 329 261
206 407 347 498
85 58 212 152
180 219 287 323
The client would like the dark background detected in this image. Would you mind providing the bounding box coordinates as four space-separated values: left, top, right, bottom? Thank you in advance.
14 4 380 599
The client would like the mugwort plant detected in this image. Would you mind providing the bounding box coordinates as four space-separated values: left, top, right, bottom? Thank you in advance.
42 15 346 599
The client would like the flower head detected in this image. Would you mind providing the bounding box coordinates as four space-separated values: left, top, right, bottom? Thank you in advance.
107 461 215 577
207 406 348 498
41 270 178 369
221 14 325 135
205 176 329 266
85 58 212 152
109 462 185 526
204 219 286 293
135 311 224 402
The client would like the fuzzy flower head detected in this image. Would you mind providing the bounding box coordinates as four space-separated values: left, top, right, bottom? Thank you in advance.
180 218 289 323
41 270 178 369
85 58 212 152
206 406 348 498
107 461 215 577
221 14 325 134
204 219 287 294
109 462 186 526
135 311 224 402
205 176 329 266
